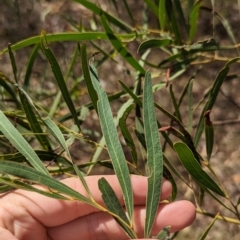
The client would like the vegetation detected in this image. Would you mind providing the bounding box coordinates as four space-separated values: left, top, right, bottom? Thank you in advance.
1 0 240 239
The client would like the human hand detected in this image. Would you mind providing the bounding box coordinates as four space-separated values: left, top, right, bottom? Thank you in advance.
0 175 195 240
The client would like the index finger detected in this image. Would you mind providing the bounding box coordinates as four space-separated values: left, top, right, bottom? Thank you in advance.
1 175 172 227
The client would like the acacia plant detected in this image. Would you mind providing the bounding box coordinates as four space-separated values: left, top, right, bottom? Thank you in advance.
1 0 240 239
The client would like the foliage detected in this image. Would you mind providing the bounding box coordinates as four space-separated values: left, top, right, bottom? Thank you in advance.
1 0 240 239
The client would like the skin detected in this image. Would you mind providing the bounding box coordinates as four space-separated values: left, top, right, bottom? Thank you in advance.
0 175 196 240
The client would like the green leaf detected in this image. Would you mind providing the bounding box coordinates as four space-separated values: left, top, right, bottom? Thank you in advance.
81 43 98 113
144 71 163 237
23 43 40 88
43 118 92 197
0 177 69 200
123 0 135 25
169 84 182 122
119 104 138 166
0 161 91 204
204 110 214 161
165 0 182 44
159 0 166 30
138 39 172 53
199 213 219 240
0 110 49 175
156 226 171 239
189 0 202 42
98 178 136 239
194 57 240 146
119 80 173 148
173 142 226 197
73 0 133 32
187 79 194 133
18 87 52 151
0 72 20 108
89 62 134 224
0 150 70 166
100 14 145 75
7 44 18 83
163 165 177 201
173 0 188 33
1 32 137 53
40 32 81 132
143 0 158 17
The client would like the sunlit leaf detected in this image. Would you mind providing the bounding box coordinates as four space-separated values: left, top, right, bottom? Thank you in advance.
159 0 166 30
81 43 98 113
204 110 214 161
119 104 138 166
100 14 145 75
43 118 92 196
0 110 49 175
0 161 92 204
156 226 171 240
73 0 133 32
1 32 137 53
174 142 226 197
7 44 18 83
23 43 40 88
194 57 240 146
18 88 52 151
89 61 134 224
138 39 172 53
144 71 163 237
199 213 219 240
40 32 81 132
0 177 69 200
189 0 202 42
98 178 136 239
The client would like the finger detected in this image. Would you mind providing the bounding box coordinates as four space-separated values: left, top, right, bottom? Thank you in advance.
1 175 172 227
47 200 196 240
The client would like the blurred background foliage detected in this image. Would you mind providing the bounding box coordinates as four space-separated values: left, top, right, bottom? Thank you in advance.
0 0 240 239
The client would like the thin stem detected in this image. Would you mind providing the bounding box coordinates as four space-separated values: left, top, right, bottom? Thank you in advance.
196 208 240 225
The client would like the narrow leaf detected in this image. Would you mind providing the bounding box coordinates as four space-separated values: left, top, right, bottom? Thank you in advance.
144 71 163 237
73 0 132 32
194 57 240 146
138 39 172 53
89 62 134 223
23 43 40 88
0 110 49 175
18 88 52 151
43 118 92 197
189 0 202 42
1 32 137 53
0 177 69 200
123 0 135 25
0 161 92 204
143 0 159 17
0 73 20 108
98 177 136 239
169 84 182 122
98 178 130 225
173 142 226 197
173 0 188 33
204 110 214 161
199 213 219 240
81 43 98 113
119 104 138 166
100 14 145 75
187 79 194 133
7 44 18 83
156 226 171 240
41 32 81 131
159 0 166 30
